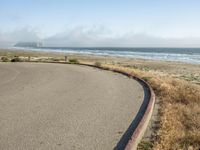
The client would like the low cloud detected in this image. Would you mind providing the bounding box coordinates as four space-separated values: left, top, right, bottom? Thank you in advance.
0 27 41 47
44 25 113 47
44 26 200 47
1 25 200 47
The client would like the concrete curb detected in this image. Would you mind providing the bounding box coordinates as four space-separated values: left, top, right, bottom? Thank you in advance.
123 73 155 150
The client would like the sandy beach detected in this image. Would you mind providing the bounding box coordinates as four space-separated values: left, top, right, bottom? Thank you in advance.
0 48 199 84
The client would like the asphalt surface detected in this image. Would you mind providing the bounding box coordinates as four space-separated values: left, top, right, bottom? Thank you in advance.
0 62 144 150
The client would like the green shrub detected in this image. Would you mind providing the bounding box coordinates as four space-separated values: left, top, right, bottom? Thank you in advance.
142 76 152 82
11 56 21 62
48 57 60 62
52 58 61 62
138 141 153 150
1 56 9 62
69 58 79 64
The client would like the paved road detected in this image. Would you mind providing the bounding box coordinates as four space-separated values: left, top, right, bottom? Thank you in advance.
0 62 144 150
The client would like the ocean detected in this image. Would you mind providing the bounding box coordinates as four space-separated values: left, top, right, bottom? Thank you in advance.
12 47 200 64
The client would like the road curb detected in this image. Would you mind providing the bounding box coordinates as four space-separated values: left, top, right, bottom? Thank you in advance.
122 73 155 150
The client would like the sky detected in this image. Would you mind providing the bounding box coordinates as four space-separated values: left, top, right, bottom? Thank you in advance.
0 0 200 47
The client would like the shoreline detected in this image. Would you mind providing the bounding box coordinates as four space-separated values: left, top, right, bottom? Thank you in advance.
8 47 200 65
2 47 200 64
1 48 200 84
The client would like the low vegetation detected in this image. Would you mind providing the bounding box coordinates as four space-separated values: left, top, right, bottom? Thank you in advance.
94 61 101 67
101 64 200 150
138 141 153 150
1 56 9 62
11 56 21 62
46 57 61 62
68 58 79 64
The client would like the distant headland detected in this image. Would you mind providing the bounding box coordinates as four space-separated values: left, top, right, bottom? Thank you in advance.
14 42 43 48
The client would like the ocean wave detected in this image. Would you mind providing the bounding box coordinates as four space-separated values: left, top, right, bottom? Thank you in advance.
11 47 200 64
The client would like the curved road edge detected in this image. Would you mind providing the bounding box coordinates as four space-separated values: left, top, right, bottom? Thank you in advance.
76 63 156 150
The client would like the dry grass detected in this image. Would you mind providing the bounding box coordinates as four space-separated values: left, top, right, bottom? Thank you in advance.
101 64 200 150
